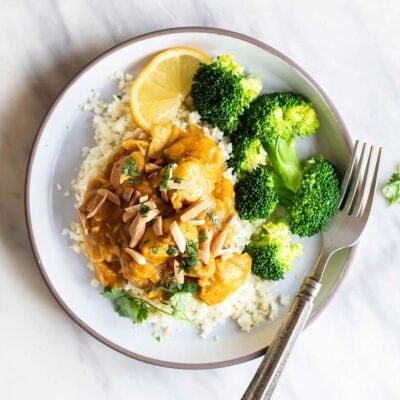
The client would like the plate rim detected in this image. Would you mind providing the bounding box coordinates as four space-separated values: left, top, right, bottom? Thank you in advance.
25 26 355 369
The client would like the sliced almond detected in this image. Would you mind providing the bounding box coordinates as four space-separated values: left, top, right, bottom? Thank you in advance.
125 204 140 214
153 216 163 236
130 190 140 206
161 191 169 202
110 159 124 188
139 195 148 203
123 187 135 202
124 248 147 265
77 209 89 235
125 200 156 215
180 199 210 222
145 163 162 173
199 228 212 265
166 180 192 190
98 188 121 205
211 227 229 257
186 219 205 226
129 219 146 248
173 260 184 284
170 221 186 253
141 209 160 223
144 200 157 209
87 194 107 218
122 211 135 223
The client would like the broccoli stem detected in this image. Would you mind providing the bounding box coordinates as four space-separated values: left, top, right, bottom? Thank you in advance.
263 136 302 193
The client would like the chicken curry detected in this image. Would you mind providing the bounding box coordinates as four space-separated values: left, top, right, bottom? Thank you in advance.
78 124 251 305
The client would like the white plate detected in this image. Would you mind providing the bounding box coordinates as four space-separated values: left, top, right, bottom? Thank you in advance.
25 27 353 369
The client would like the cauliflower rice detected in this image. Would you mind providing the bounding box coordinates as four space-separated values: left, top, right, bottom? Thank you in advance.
66 72 281 338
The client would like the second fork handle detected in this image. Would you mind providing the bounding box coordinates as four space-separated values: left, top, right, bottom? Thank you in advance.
241 277 321 400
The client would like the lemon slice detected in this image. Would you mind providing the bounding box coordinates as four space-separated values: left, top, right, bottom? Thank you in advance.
130 47 211 132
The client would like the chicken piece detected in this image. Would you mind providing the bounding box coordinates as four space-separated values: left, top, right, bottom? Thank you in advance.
199 253 252 305
164 132 223 181
120 254 161 289
93 262 121 287
139 226 175 265
191 256 216 284
169 158 214 209
209 178 235 229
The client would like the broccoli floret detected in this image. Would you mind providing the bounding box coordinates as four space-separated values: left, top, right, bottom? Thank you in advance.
246 221 302 281
228 131 267 174
284 156 340 237
241 92 320 192
234 167 279 221
191 55 261 134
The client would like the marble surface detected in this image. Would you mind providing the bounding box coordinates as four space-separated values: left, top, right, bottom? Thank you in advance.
1 0 400 399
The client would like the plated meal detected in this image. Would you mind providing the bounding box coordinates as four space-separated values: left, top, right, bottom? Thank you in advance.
66 46 340 339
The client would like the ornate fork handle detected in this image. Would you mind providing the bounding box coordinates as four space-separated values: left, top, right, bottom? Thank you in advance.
241 277 321 400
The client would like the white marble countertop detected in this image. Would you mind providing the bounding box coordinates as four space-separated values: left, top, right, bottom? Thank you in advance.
1 0 400 399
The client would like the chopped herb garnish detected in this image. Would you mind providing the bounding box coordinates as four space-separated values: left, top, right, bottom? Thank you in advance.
198 231 208 242
151 247 159 254
139 203 150 216
173 177 182 184
121 157 141 177
160 163 177 191
180 240 199 271
166 245 180 257
206 208 221 231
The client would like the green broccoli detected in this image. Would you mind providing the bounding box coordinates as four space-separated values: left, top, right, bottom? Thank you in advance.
234 167 279 221
191 55 261 134
240 92 319 192
228 131 267 174
282 156 340 237
246 221 302 281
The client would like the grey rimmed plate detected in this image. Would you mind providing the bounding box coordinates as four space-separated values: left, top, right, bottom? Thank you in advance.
25 27 353 369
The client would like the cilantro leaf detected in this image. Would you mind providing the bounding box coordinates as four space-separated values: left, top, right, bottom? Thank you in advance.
102 287 125 300
169 292 192 319
382 166 400 206
114 296 149 324
102 288 149 324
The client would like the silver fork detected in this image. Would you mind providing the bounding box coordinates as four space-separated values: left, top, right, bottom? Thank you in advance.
242 141 382 400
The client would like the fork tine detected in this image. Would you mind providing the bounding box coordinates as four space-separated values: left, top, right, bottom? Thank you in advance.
343 142 367 213
338 140 360 208
352 145 373 216
360 147 382 218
